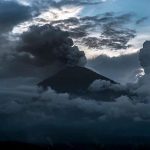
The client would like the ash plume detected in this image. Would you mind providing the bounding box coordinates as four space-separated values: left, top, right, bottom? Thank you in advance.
17 24 86 67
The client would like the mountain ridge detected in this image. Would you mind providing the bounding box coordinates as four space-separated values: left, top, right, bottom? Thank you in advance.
38 66 116 92
37 66 126 101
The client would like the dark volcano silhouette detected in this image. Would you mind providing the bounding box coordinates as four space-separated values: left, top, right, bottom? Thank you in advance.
38 66 116 91
38 66 127 101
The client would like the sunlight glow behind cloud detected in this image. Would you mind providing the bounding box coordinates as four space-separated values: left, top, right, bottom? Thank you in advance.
12 6 83 34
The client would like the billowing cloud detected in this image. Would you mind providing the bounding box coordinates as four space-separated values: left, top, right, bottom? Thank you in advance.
133 41 150 101
17 24 86 66
89 79 127 92
0 24 86 78
139 41 150 74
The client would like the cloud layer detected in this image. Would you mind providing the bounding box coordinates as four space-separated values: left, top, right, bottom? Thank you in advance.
0 82 150 144
52 12 136 50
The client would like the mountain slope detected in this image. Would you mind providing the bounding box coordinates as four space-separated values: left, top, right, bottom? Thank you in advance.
38 66 116 92
38 66 126 101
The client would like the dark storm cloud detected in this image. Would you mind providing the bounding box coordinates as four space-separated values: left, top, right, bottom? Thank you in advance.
51 12 136 50
0 1 32 33
0 24 86 78
46 0 102 7
129 41 150 103
17 24 86 66
0 1 33 59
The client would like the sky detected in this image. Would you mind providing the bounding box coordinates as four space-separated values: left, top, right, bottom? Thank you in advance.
7 0 149 83
1 0 150 145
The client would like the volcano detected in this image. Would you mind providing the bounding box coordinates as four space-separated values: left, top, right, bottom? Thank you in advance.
38 66 126 101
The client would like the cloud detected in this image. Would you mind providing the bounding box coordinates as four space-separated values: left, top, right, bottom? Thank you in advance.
0 1 32 33
5 1 137 51
28 0 103 6
82 13 136 50
51 17 88 38
17 24 86 66
0 24 86 78
131 41 150 101
0 1 33 61
136 16 148 25
52 0 103 7
139 41 150 74
1 85 150 143
14 0 102 14
89 79 127 92
52 12 136 50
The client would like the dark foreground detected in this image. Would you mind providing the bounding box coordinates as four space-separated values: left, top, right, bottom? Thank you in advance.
1 142 150 150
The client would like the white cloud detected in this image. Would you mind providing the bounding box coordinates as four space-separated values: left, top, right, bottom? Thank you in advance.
89 79 127 92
